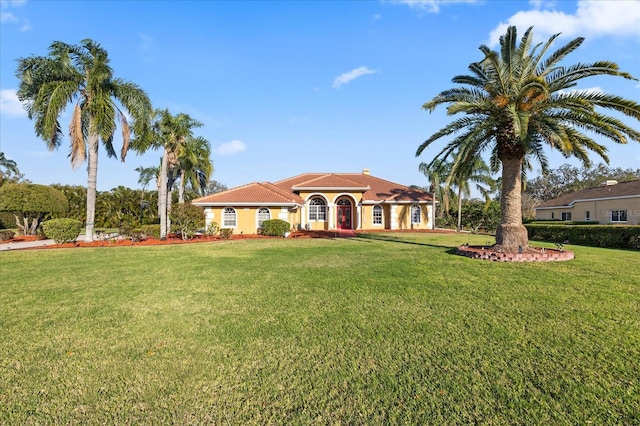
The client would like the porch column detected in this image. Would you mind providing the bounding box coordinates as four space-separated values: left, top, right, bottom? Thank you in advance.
328 203 335 229
300 205 307 230
357 203 362 229
390 204 398 230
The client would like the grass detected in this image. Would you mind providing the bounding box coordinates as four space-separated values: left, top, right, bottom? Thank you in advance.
1 233 638 424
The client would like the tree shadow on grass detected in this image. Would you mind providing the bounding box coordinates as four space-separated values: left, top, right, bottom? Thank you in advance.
352 232 458 253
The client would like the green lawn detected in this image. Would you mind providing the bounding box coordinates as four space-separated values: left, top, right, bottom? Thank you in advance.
1 233 638 424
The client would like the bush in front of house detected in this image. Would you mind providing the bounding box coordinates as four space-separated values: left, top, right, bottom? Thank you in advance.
0 229 15 241
42 218 83 244
525 224 640 250
140 224 161 239
170 204 205 240
259 219 291 237
219 228 233 239
206 221 219 237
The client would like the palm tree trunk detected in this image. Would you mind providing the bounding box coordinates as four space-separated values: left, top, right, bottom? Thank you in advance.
178 169 185 204
495 156 529 251
84 133 99 242
456 187 462 231
159 149 169 239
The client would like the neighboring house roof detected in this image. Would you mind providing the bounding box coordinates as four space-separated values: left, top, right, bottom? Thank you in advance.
193 172 434 206
535 179 640 209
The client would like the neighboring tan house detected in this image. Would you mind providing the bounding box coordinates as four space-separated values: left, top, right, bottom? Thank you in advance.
192 169 436 234
535 179 640 225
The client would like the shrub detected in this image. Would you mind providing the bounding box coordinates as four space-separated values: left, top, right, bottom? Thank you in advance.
206 221 219 237
0 229 15 241
119 225 146 242
170 204 205 240
259 219 290 237
0 183 68 235
140 224 161 239
219 228 233 239
525 224 640 250
42 218 83 244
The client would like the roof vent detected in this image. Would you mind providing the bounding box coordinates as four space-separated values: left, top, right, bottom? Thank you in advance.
600 180 618 186
362 168 370 175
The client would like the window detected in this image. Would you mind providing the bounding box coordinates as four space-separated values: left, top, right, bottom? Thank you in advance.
561 212 572 221
223 207 236 227
585 211 591 221
308 197 326 221
551 212 555 219
373 205 382 225
411 205 421 224
257 208 270 228
611 210 627 222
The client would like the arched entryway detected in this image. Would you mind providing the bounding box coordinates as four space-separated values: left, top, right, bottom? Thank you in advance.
336 198 352 229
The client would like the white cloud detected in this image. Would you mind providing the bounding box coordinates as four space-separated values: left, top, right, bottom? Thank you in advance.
488 0 640 46
0 11 17 22
138 33 154 52
214 140 247 155
1 0 29 30
0 89 26 117
389 0 477 13
332 66 378 89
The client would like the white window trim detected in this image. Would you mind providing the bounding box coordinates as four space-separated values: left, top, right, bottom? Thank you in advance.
222 207 237 228
308 197 327 222
411 205 421 225
372 205 383 225
256 207 271 229
610 209 628 223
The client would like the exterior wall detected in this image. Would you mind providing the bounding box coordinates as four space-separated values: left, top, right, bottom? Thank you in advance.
535 197 640 225
201 196 436 234
203 206 298 235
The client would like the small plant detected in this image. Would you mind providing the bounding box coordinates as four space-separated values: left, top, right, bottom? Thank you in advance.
42 218 82 244
0 229 15 241
206 221 220 237
259 219 291 237
219 228 233 239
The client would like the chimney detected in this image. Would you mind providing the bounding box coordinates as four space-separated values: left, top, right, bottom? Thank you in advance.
600 180 618 186
362 168 370 175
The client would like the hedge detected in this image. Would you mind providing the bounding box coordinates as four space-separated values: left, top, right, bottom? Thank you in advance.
42 218 83 244
259 219 291 237
525 224 640 250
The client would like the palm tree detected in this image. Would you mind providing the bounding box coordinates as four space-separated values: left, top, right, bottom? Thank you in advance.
176 135 213 203
416 26 640 252
445 157 496 231
419 159 454 218
141 110 203 238
0 152 20 186
16 40 152 241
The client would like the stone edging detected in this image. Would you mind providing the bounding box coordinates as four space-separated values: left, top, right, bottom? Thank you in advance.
456 246 574 262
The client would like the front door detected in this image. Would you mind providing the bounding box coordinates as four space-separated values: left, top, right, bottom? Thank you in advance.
336 200 352 229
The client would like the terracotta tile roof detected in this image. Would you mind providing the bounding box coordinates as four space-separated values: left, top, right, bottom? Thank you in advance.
192 182 303 205
194 172 434 205
536 179 640 208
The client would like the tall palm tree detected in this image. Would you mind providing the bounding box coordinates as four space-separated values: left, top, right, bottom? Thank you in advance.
16 40 152 241
176 135 213 203
416 26 640 252
140 110 203 238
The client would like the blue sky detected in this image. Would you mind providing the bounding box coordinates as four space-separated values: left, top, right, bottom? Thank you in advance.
1 0 639 191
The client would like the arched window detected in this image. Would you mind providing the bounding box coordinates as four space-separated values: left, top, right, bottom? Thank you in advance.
257 207 270 228
373 205 383 225
308 197 326 221
411 205 421 224
223 207 237 227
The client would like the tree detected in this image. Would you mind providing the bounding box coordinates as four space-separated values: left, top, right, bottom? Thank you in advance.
176 135 213 203
416 26 640 252
526 163 640 202
0 152 23 186
446 157 496 231
16 39 152 241
140 110 204 239
205 179 228 195
0 183 68 235
419 159 454 218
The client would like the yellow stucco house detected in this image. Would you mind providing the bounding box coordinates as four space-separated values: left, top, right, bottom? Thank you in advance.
534 179 640 225
192 170 436 235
